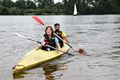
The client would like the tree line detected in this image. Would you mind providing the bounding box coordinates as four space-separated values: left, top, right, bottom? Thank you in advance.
0 0 120 15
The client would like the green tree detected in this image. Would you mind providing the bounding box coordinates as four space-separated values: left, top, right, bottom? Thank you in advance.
91 0 112 14
0 7 10 15
1 0 14 8
26 0 36 9
15 0 26 9
110 0 120 13
9 7 24 15
52 2 64 14
63 0 74 15
35 0 54 9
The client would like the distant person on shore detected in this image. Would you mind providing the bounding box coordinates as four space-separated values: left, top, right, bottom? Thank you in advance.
54 23 69 48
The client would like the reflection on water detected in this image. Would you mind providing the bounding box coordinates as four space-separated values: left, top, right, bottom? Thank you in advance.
42 64 60 80
0 15 120 80
13 71 28 79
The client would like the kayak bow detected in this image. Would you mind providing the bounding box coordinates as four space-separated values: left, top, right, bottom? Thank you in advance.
13 44 69 73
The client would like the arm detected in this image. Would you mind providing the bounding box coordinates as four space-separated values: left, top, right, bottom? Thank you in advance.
56 43 60 50
37 37 45 49
55 37 61 49
63 36 69 43
62 32 69 43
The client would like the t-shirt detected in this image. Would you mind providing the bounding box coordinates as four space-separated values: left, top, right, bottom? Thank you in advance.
62 32 67 38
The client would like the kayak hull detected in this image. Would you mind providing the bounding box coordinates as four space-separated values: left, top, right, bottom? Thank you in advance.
13 44 69 73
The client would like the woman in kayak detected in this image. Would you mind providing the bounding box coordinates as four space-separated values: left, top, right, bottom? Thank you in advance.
38 26 60 51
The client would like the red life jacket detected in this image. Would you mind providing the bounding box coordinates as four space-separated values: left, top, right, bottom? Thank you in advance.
42 34 56 51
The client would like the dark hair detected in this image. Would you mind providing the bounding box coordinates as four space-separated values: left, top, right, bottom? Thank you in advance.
45 26 54 36
54 23 60 27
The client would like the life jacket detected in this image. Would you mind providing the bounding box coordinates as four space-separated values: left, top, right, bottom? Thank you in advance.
54 31 63 48
41 34 56 51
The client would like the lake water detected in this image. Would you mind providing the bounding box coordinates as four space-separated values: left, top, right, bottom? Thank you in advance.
0 15 120 80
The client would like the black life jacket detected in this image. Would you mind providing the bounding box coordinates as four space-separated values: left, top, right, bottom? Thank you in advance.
54 31 63 48
41 34 56 51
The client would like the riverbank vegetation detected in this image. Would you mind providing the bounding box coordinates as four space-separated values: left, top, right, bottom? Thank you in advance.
0 0 120 15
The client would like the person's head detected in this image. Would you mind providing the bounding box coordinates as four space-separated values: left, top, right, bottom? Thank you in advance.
45 26 54 36
54 23 60 31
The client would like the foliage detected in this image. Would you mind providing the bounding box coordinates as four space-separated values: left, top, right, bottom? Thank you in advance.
0 0 120 15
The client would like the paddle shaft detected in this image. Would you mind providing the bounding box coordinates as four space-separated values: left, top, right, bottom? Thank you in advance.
54 33 78 52
16 33 74 56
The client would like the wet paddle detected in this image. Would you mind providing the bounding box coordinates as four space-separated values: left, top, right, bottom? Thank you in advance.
32 16 86 55
15 32 74 56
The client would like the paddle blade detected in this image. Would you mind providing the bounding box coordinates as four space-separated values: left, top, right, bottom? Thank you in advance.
78 48 87 55
32 16 44 25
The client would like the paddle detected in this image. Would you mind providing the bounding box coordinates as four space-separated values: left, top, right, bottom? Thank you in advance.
15 33 74 56
32 16 86 55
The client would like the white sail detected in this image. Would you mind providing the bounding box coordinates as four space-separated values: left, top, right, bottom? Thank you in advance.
73 3 77 16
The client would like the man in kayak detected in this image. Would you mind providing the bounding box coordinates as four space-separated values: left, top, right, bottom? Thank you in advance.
54 23 69 48
38 26 60 51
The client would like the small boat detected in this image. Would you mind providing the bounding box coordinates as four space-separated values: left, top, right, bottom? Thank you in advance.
73 3 78 16
13 44 69 73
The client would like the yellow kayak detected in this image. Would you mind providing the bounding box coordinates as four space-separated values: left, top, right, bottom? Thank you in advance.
13 44 69 73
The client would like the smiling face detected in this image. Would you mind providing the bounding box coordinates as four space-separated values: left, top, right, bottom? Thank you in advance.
45 26 53 36
46 27 52 35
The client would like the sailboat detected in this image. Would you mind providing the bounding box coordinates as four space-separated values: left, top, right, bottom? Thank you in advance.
73 3 77 16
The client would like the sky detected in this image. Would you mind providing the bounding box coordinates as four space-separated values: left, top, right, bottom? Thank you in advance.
12 0 62 3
